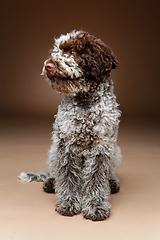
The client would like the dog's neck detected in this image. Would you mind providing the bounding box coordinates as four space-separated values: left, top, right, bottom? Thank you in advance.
70 77 113 108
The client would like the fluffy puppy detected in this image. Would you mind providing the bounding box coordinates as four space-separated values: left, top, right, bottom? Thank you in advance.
19 30 121 221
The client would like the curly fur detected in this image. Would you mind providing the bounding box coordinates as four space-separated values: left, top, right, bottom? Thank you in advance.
19 30 121 221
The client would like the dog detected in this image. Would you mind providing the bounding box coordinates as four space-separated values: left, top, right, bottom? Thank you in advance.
19 30 121 221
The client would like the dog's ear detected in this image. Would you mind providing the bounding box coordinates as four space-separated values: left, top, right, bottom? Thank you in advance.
95 39 119 75
88 39 118 80
75 32 118 81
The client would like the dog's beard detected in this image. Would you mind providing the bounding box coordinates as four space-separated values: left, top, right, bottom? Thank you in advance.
42 60 90 95
50 77 90 96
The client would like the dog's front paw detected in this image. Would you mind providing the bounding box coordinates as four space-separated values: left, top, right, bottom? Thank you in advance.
83 205 110 221
56 199 81 217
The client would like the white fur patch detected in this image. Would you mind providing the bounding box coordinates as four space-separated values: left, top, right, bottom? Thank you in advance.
51 52 83 79
41 30 83 79
18 172 31 182
54 30 81 52
18 172 49 182
41 60 48 76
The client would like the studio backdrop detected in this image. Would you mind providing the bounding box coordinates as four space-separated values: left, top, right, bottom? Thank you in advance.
0 0 160 116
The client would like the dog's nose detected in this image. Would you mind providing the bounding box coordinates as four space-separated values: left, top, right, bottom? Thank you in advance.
45 62 54 71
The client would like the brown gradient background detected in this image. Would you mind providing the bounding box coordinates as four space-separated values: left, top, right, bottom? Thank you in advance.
1 1 160 240
1 0 160 116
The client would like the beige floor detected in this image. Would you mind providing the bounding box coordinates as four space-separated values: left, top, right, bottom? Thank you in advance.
0 115 160 240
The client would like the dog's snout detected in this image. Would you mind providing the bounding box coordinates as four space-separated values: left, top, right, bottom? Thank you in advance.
45 62 54 71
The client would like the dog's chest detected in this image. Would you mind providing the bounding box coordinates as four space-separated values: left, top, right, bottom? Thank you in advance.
54 95 115 148
56 104 99 144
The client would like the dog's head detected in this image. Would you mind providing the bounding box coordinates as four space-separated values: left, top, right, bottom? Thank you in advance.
42 30 118 95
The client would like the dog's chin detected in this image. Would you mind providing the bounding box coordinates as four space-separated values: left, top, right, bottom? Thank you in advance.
48 77 80 96
46 75 90 96
52 84 77 96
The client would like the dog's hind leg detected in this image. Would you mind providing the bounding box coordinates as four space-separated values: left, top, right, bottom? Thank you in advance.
43 177 55 193
109 145 121 194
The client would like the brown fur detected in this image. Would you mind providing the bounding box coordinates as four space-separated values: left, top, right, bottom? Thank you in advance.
58 31 118 81
46 31 118 96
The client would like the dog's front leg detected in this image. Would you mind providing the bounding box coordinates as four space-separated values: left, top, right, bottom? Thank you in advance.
82 153 111 221
55 152 82 216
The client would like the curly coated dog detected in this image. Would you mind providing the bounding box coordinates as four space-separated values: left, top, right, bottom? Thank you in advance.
19 30 121 221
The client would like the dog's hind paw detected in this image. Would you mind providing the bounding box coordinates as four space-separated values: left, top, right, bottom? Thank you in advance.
109 179 120 194
43 178 55 193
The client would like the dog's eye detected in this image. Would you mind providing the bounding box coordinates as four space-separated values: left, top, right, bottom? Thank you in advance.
70 51 76 54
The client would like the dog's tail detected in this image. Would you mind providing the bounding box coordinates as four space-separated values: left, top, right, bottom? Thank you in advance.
18 172 49 182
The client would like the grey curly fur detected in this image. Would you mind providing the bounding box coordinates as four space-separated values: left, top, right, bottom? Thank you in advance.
19 30 121 221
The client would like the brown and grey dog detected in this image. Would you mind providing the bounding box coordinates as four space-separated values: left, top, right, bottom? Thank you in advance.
19 30 121 221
